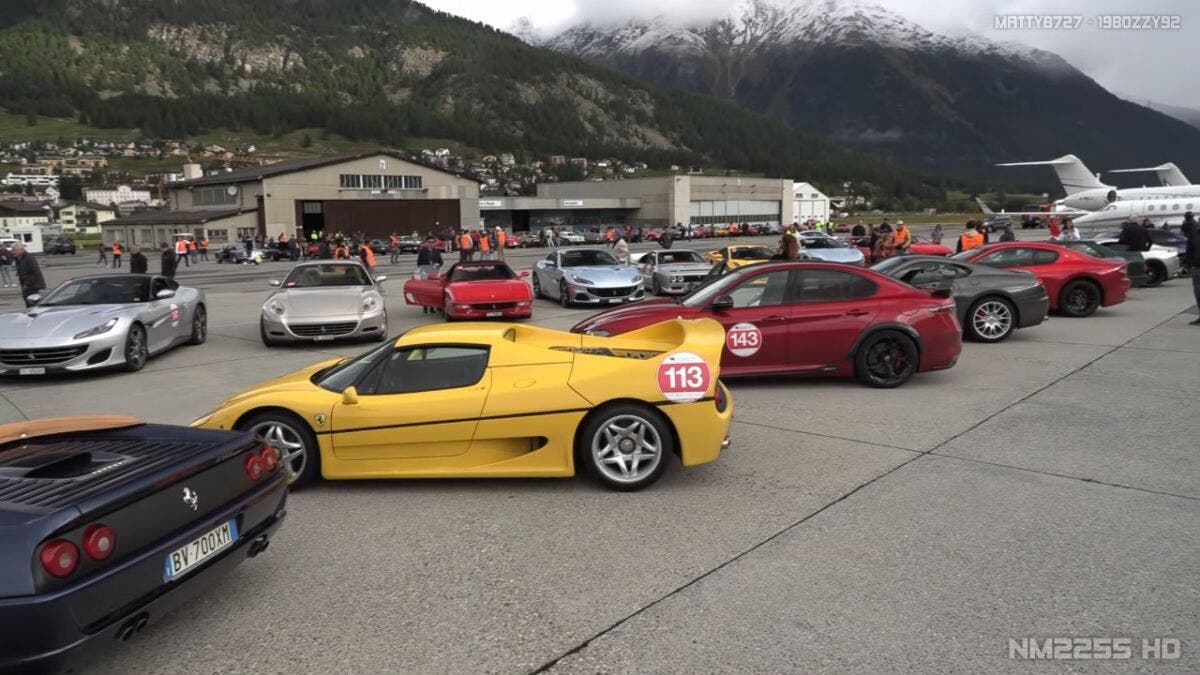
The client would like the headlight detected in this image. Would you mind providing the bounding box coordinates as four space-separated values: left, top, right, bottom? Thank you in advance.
670 275 682 283
266 300 286 317
361 293 382 312
73 317 118 340
569 274 593 285
584 329 611 337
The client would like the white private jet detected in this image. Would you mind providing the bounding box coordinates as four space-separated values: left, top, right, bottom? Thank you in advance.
1108 162 1190 187
996 155 1200 211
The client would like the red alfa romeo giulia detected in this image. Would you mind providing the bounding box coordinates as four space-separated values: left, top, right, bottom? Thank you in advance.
953 242 1129 317
571 261 963 388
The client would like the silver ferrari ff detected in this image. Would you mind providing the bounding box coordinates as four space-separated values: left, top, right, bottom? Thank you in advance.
531 248 645 307
0 274 206 375
260 261 388 345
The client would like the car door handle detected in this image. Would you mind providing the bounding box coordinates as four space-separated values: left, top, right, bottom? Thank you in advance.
761 315 788 322
845 309 869 317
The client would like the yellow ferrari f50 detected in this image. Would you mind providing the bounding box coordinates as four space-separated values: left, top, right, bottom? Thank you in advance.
192 319 733 491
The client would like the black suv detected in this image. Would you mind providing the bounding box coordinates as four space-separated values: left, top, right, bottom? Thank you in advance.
46 237 76 255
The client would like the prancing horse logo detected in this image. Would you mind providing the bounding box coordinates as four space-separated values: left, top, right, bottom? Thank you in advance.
182 487 199 510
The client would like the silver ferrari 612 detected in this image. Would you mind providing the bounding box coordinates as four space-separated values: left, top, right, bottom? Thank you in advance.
260 261 388 345
531 247 645 307
0 274 206 375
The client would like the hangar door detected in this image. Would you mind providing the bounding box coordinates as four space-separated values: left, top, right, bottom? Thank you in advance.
318 199 461 238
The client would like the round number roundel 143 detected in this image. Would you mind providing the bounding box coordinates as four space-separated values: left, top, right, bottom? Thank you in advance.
656 352 712 403
726 322 762 357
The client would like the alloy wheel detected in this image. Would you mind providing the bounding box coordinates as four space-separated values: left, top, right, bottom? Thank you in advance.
864 336 913 386
590 414 663 485
125 327 147 369
972 300 1012 340
249 420 308 482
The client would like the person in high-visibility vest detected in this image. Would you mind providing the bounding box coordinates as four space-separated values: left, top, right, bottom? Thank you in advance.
495 227 506 261
389 232 400 263
893 221 912 254
111 241 122 269
333 240 350 259
359 242 377 278
187 237 198 264
478 229 492 260
956 222 985 253
457 230 474 263
198 238 209 261
175 238 190 268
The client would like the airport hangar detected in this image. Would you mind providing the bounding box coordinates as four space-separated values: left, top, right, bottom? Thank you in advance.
481 175 796 231
101 151 480 248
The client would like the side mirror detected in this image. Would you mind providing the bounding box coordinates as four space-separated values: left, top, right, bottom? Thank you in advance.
25 294 41 305
268 280 281 286
374 275 388 283
519 270 530 278
710 295 734 311
156 289 176 299
342 386 359 406
931 287 953 299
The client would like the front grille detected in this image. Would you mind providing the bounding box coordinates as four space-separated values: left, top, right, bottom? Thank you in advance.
591 286 637 298
0 345 87 366
473 302 516 310
289 322 357 337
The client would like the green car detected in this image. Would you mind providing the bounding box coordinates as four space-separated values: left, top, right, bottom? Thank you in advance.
1054 240 1150 288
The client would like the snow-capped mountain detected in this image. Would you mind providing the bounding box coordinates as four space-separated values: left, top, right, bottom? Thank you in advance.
544 0 1200 177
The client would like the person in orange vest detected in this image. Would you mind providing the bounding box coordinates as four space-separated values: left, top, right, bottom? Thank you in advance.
358 241 377 278
389 231 400 263
457 230 474 263
495 227 506 261
893 220 912 254
956 222 985 253
198 237 209 261
477 228 492 260
187 237 198 264
333 239 350 259
175 237 190 267
111 241 122 269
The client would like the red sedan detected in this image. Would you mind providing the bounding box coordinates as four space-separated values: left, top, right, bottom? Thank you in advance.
954 242 1129 317
856 235 952 264
571 261 962 388
403 260 533 320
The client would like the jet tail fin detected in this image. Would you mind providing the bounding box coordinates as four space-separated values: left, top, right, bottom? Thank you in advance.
996 154 1106 195
974 197 994 215
1107 162 1191 187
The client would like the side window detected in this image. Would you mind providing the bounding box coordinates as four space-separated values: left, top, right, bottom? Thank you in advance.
637 253 654 265
360 346 489 395
899 264 940 285
151 278 170 297
795 270 876 302
725 271 791 308
977 248 1035 268
1031 249 1059 264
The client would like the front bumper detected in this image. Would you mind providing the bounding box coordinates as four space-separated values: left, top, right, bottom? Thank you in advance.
262 311 386 342
1012 286 1051 329
446 302 533 320
0 332 130 376
652 274 707 295
0 481 287 673
564 284 645 305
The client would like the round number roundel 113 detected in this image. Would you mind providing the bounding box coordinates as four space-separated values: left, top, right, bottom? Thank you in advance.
656 352 712 403
726 322 762 357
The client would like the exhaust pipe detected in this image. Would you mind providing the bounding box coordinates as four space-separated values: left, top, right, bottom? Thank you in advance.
247 534 271 558
116 612 149 641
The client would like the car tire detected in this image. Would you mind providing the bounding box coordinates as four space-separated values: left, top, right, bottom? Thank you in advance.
577 403 672 491
443 295 456 321
237 411 319 488
559 281 572 308
854 330 919 388
1058 279 1101 318
260 317 280 347
1144 261 1167 288
123 324 148 373
374 312 389 341
188 304 207 345
532 272 543 299
964 296 1015 343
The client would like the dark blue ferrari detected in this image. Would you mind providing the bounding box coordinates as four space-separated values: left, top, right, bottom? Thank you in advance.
0 416 287 672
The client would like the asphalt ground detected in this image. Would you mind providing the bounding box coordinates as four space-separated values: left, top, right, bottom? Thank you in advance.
4 229 1197 674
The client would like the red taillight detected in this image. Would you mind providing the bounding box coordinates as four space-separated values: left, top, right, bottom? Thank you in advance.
930 301 957 314
715 380 729 413
260 445 280 472
81 524 116 561
40 539 79 578
244 454 265 481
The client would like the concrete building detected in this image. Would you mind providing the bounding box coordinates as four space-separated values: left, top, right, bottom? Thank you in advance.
0 200 53 229
481 175 793 231
85 185 153 207
102 151 480 248
54 202 118 234
2 173 59 188
792 182 831 222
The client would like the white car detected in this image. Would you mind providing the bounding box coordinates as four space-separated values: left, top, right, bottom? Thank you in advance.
1094 237 1181 287
558 231 585 245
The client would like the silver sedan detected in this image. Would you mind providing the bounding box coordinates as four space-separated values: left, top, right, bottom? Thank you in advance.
531 248 645 307
260 262 388 345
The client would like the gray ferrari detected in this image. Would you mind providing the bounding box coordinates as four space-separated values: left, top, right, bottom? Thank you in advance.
0 274 206 375
636 249 713 295
872 255 1049 343
797 231 867 265
260 261 388 345
531 248 645 307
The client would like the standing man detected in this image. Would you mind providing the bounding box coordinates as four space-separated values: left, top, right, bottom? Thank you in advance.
12 244 44 307
358 241 378 279
129 246 148 273
111 241 123 268
478 228 492 260
198 236 209 261
415 237 444 315
160 243 177 279
893 220 912 254
457 229 473 263
175 237 190 268
495 227 507 261
1184 220 1200 325
188 237 198 264
96 241 108 266
389 232 400 264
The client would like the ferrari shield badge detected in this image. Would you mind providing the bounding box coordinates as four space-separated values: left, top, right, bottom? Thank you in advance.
314 413 327 427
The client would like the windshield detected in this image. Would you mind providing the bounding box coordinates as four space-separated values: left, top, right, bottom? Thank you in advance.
561 250 619 267
313 340 396 392
449 264 516 282
728 247 775 260
40 276 151 306
657 251 705 264
801 237 847 249
681 265 749 307
283 264 371 288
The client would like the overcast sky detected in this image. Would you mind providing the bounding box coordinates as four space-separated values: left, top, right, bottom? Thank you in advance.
423 0 1199 108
